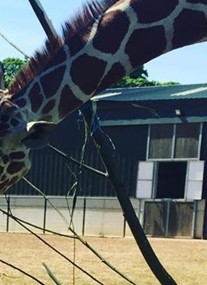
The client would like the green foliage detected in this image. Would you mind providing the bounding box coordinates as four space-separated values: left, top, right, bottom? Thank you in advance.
130 65 148 79
113 65 179 88
113 76 179 88
113 76 156 87
2 57 28 87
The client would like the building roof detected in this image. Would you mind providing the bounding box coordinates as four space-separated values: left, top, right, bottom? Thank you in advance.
93 83 207 102
91 83 207 126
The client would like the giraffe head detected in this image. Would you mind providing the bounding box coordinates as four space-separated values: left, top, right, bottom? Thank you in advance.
0 90 30 192
0 89 56 193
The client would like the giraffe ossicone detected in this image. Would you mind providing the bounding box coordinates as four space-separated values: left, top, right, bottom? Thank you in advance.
1 0 207 193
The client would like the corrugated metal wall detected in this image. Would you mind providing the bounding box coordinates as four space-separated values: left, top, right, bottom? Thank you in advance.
8 146 137 197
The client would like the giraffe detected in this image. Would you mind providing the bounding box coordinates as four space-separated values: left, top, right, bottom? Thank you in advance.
0 0 207 193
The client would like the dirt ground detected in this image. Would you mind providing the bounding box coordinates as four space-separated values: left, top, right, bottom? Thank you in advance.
0 233 206 285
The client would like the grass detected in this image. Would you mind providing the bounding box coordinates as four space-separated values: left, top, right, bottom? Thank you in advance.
0 233 206 284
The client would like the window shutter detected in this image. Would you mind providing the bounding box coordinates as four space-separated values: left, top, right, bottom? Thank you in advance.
136 161 154 198
185 161 204 200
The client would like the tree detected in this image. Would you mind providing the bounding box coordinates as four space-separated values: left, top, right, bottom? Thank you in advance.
2 57 28 87
113 65 179 88
130 64 148 79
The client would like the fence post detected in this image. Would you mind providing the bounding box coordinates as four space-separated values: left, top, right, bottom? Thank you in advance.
6 196 10 232
43 198 47 234
82 197 86 236
165 200 171 237
192 200 197 238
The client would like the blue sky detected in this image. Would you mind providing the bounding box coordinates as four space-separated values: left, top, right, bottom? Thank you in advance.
1 0 207 85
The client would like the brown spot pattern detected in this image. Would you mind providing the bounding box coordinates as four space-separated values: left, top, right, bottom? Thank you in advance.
29 82 43 113
93 10 130 54
67 23 93 57
68 36 87 56
46 48 67 69
1 115 9 123
41 65 66 98
0 179 9 193
10 118 20 127
0 166 4 175
10 152 25 160
173 9 207 48
58 85 82 119
7 162 25 175
125 26 166 67
9 176 20 185
70 54 107 95
1 175 6 181
15 98 27 108
0 123 10 132
96 63 126 93
42 100 56 114
130 0 179 23
2 155 9 164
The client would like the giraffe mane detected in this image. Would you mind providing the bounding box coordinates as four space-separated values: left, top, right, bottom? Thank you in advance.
8 0 118 96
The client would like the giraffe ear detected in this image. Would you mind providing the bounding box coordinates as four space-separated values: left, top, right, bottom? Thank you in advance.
22 121 57 149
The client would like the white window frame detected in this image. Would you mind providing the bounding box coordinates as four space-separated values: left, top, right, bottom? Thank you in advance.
136 161 154 199
146 123 203 161
185 161 204 200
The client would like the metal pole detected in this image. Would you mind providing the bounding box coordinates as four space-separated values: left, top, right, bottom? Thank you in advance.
165 200 171 237
82 198 86 236
6 196 10 232
28 0 58 42
43 197 47 234
0 31 30 59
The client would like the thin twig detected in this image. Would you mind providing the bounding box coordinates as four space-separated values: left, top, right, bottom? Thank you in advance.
0 207 74 238
42 262 62 285
23 177 70 228
0 205 138 285
69 228 138 285
23 174 137 284
6 210 105 285
0 258 45 284
0 31 30 59
48 144 108 178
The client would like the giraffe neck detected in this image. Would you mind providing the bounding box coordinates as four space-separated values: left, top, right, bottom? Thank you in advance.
11 0 207 124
